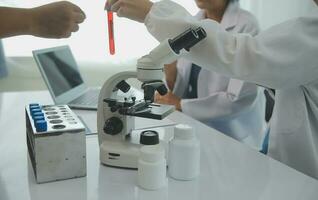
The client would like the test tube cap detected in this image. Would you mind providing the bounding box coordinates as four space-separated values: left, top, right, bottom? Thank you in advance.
29 103 40 108
35 120 47 132
30 105 40 110
31 108 42 115
33 115 45 121
33 112 44 118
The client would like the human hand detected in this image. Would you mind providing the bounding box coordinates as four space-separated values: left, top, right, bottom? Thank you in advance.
164 61 177 91
106 0 153 23
28 1 86 38
155 91 182 111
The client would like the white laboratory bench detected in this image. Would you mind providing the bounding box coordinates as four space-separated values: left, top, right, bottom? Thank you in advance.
0 91 318 200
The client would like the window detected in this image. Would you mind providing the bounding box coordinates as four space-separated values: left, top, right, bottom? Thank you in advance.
2 0 199 62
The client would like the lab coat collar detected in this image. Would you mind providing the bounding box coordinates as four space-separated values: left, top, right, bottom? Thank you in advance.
195 1 240 30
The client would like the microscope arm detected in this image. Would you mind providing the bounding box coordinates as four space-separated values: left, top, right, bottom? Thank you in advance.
97 71 138 145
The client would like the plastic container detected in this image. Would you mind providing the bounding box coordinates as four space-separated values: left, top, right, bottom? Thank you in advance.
168 124 200 180
138 145 166 190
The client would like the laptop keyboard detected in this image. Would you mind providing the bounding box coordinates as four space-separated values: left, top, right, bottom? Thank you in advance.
70 89 99 106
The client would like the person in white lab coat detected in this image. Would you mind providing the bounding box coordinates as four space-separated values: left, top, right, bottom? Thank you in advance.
107 0 318 179
154 0 267 150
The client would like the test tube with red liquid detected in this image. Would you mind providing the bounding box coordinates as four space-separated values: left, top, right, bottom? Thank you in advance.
106 2 115 55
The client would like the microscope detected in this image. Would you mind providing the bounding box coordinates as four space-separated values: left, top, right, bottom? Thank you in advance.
97 27 206 169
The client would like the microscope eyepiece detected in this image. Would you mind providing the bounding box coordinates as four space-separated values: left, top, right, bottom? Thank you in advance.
169 27 207 54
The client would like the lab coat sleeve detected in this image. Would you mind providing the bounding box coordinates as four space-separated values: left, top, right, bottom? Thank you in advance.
145 0 318 89
172 59 191 97
236 13 260 36
180 15 261 121
181 84 260 121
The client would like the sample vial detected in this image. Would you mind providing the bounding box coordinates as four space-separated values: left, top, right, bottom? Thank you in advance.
168 124 200 180
138 145 166 190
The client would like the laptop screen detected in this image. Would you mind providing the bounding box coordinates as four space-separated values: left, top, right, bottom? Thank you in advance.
36 48 84 97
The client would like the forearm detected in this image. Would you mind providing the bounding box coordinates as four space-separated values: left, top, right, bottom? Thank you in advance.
0 2 86 39
0 7 32 38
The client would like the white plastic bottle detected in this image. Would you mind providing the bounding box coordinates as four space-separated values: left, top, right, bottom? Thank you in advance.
168 124 200 180
138 145 167 190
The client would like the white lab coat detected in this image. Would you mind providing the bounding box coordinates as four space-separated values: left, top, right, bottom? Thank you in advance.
173 2 267 149
144 0 318 178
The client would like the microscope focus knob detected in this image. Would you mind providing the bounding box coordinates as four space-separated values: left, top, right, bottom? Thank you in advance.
103 117 123 135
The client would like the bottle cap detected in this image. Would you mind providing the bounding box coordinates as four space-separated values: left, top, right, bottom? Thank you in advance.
174 124 195 140
140 130 159 145
140 145 164 163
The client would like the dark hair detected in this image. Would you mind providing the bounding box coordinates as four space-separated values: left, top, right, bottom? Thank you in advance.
229 0 239 2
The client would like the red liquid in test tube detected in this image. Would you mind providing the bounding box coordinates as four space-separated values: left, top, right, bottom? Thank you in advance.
107 11 115 55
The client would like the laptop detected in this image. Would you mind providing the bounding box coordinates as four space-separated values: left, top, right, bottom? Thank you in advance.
33 45 99 110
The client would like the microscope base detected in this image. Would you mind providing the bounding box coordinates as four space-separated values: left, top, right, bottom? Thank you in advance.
100 140 141 169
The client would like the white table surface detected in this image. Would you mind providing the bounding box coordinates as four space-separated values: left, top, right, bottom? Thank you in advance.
0 91 318 200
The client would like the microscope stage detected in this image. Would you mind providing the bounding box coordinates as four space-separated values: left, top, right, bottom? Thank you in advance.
130 103 175 120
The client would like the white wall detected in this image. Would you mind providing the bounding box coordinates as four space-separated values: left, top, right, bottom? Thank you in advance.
241 0 316 29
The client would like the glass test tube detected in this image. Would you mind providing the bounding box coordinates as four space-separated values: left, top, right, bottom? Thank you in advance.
107 10 115 55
